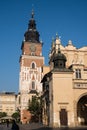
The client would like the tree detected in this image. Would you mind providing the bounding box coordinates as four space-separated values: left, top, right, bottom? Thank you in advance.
12 112 20 122
28 96 42 122
0 112 7 118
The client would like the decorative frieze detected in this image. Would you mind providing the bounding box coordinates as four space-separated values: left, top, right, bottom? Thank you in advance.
74 83 87 89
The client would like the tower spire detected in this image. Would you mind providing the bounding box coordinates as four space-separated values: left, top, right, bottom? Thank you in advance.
24 10 40 43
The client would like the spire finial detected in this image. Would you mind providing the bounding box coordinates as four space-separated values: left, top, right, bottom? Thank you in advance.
52 37 54 43
31 8 34 19
68 40 72 45
56 33 58 39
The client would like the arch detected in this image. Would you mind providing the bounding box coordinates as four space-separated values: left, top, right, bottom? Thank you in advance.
31 61 36 69
77 93 87 125
77 92 87 103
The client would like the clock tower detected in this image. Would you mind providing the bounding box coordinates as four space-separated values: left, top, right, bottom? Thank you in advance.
19 10 44 123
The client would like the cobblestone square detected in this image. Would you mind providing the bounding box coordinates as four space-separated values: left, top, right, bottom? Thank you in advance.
0 123 87 130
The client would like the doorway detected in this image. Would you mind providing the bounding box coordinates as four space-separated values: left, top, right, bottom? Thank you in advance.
60 108 68 126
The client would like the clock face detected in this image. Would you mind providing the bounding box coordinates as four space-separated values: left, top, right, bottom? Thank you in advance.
30 45 36 52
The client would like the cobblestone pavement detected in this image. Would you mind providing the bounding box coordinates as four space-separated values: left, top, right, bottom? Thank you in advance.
0 123 87 130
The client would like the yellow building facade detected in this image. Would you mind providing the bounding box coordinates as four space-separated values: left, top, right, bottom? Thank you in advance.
41 35 87 127
0 92 16 116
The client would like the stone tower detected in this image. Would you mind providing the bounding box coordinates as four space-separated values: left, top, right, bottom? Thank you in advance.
19 10 44 123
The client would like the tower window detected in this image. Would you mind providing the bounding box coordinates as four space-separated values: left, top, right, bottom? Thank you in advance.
54 61 58 68
75 69 81 79
32 81 35 90
59 61 63 68
54 60 65 68
32 63 35 69
31 52 35 56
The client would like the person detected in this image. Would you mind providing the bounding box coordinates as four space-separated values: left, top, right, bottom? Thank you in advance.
11 119 19 130
6 120 9 127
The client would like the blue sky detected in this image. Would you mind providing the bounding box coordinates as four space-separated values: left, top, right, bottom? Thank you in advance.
0 0 87 93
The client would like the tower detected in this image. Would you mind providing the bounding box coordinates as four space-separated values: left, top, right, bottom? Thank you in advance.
19 10 44 123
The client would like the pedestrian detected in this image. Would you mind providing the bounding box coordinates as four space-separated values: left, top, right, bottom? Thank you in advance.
6 119 9 127
11 119 19 130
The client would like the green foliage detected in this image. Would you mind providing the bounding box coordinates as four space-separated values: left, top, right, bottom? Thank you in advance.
0 112 7 118
12 112 20 121
28 96 40 114
28 96 42 122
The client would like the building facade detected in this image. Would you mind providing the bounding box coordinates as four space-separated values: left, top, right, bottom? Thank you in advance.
19 10 87 126
19 10 44 123
0 92 16 116
41 35 87 127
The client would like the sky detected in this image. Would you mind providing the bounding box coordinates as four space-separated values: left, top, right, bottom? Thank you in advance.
0 0 87 93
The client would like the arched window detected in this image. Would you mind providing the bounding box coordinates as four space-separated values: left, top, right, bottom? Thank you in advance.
32 63 35 69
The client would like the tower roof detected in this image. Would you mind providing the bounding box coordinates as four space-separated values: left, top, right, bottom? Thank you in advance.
53 50 66 62
53 44 66 62
24 10 40 43
52 44 67 69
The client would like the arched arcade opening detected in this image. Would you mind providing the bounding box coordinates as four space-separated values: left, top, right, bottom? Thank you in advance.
77 95 87 125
